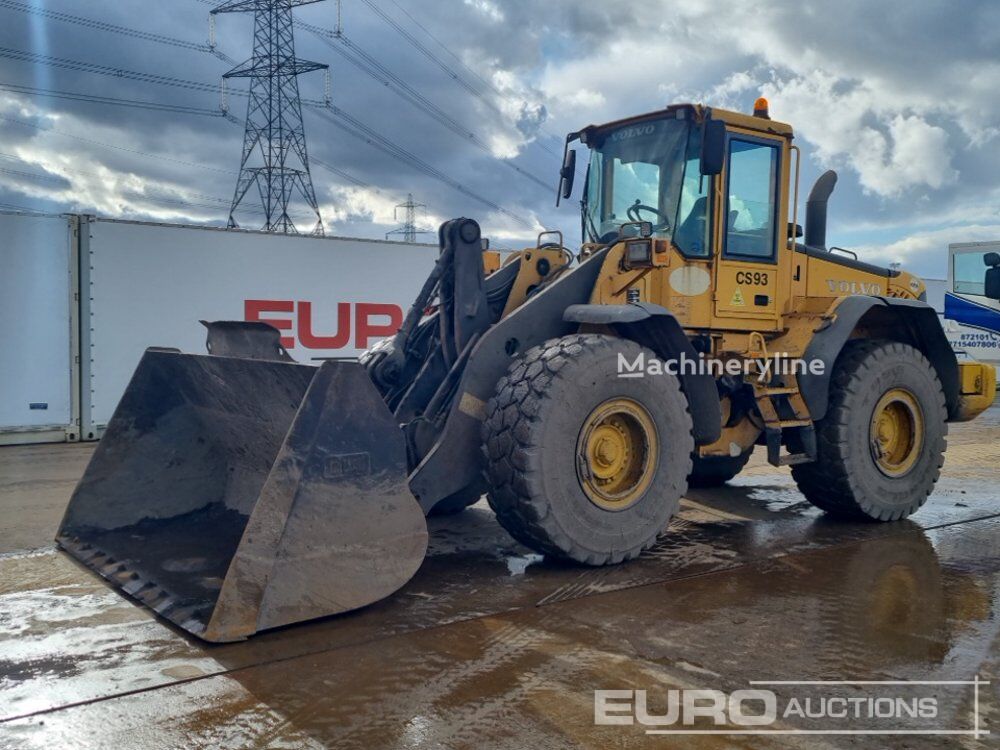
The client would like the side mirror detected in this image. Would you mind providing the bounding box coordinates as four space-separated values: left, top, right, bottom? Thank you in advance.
985 252 1000 300
618 221 653 239
557 148 577 205
700 119 726 176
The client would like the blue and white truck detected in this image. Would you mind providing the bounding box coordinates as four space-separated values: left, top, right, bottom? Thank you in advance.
944 241 1000 371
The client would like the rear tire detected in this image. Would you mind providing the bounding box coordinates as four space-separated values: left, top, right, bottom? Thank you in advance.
482 334 694 565
791 340 947 521
688 448 753 487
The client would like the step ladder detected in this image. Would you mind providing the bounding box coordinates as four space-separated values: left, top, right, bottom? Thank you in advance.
744 333 817 467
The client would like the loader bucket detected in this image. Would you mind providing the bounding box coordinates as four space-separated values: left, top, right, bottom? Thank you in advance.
56 350 428 642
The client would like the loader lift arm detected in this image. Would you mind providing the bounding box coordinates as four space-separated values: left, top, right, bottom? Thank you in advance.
363 218 722 514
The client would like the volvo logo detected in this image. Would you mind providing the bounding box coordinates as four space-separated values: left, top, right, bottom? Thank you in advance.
826 279 882 295
611 124 656 141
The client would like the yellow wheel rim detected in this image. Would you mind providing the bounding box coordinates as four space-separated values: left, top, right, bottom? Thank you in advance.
869 388 924 478
576 398 658 511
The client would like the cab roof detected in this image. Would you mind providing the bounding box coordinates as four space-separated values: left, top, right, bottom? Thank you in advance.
577 102 793 144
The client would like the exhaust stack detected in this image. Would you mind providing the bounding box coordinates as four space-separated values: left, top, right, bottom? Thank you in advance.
805 170 838 249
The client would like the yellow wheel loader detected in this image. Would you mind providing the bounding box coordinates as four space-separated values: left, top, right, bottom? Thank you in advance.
57 99 997 641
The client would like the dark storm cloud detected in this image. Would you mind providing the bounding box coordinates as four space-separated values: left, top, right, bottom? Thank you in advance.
0 0 562 235
0 0 998 269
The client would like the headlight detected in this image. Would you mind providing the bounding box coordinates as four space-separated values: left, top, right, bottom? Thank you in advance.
624 239 653 268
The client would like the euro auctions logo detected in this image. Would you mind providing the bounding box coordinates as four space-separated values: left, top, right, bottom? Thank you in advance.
245 299 403 351
596 688 780 728
595 678 990 738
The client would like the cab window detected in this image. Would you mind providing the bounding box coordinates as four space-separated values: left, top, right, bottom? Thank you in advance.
954 251 987 295
724 138 780 260
610 158 660 227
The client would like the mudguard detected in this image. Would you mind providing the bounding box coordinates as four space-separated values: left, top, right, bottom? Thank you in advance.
564 302 722 446
799 295 960 422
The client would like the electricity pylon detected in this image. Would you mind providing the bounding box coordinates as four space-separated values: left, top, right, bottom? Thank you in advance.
385 193 431 242
213 0 326 234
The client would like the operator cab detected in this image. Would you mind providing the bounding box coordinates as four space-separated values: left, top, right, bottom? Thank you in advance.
561 102 793 264
560 101 898 290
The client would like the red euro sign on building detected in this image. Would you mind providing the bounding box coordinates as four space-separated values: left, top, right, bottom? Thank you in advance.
244 299 403 351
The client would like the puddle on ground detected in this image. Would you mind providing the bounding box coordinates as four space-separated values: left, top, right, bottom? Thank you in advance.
505 554 544 576
3 518 997 749
3 411 1000 747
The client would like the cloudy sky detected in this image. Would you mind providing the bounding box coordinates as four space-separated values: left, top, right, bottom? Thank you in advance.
1 0 998 278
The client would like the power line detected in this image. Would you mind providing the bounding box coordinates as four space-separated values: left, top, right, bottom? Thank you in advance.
2 76 532 227
0 46 324 108
0 46 229 96
0 150 314 221
0 163 67 185
198 0 561 170
0 40 533 227
196 1 551 212
0 0 236 64
356 0 561 157
0 200 48 214
0 85 431 225
309 104 533 228
0 0 528 204
0 81 436 219
16 88 525 227
307 153 447 223
0 81 231 118
383 0 498 96
299 22 552 192
0 114 235 174
356 0 491 104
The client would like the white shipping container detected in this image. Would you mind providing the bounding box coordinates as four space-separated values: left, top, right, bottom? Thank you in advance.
921 278 946 314
0 212 78 443
80 217 438 437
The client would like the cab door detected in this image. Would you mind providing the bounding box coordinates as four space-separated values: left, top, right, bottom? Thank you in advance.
713 133 786 330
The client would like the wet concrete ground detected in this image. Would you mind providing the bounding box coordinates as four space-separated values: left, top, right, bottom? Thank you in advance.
0 408 998 748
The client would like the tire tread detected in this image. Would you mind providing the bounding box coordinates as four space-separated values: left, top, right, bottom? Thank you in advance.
482 334 693 565
791 340 947 520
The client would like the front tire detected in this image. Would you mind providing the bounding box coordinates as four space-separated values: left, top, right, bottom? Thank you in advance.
791 340 947 521
482 334 694 565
